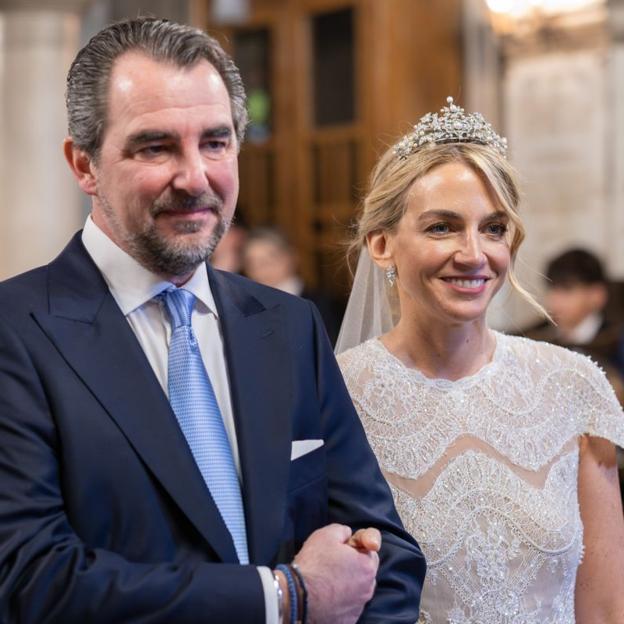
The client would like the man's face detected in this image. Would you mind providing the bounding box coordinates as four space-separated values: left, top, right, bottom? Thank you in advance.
86 52 239 281
545 282 607 332
243 239 295 288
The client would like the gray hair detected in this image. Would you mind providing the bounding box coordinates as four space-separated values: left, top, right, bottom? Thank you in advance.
66 17 248 159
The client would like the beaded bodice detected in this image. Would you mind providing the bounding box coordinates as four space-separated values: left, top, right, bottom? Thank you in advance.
338 333 624 624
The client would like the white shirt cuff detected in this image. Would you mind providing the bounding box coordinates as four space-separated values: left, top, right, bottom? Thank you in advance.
257 565 279 624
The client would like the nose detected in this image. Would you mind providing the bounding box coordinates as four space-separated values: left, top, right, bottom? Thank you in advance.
454 230 486 268
172 150 210 197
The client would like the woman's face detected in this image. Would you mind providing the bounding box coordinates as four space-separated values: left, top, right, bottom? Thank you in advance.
375 161 511 327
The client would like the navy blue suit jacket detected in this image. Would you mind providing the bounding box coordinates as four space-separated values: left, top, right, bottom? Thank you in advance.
0 233 425 623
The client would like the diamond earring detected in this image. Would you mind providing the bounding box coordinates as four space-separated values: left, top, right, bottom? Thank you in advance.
385 265 397 287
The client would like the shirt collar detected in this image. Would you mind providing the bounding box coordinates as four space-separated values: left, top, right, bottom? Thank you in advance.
274 276 304 296
563 311 603 345
81 216 219 317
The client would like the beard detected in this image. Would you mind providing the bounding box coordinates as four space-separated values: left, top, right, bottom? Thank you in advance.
100 189 230 278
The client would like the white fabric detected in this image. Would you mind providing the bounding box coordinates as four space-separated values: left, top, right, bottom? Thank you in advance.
561 311 603 345
335 248 395 355
338 333 624 624
291 439 324 460
257 567 279 624
274 276 304 296
81 216 278 623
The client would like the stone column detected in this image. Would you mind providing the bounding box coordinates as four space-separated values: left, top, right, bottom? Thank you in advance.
505 47 609 329
487 10 611 330
0 1 85 280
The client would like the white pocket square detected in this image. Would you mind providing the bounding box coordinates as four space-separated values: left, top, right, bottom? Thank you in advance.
291 439 324 461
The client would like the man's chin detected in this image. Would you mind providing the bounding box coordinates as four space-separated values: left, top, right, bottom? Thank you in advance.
128 237 214 279
156 209 221 236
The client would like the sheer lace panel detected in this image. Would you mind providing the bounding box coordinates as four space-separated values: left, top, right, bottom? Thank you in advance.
384 435 579 500
337 333 624 624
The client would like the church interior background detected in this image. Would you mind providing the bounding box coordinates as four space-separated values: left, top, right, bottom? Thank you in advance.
0 0 623 333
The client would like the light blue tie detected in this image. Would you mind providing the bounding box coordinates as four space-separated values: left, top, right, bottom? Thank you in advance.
160 287 249 564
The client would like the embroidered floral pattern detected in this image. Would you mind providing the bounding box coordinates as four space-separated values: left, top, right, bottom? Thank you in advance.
338 333 624 624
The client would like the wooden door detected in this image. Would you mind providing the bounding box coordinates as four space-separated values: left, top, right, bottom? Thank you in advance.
201 0 462 299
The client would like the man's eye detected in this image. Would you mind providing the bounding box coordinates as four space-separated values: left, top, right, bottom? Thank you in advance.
203 139 228 152
138 145 168 156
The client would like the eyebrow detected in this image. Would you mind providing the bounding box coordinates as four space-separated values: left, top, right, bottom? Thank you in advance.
418 209 461 222
204 126 232 140
124 131 177 151
418 209 509 222
482 210 509 221
124 125 233 151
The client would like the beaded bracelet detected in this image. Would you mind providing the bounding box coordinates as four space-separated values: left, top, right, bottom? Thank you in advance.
289 563 308 624
276 564 298 624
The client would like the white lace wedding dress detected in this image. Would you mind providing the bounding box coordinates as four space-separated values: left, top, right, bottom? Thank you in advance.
338 332 624 623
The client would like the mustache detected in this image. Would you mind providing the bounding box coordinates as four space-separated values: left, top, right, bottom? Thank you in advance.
150 192 223 217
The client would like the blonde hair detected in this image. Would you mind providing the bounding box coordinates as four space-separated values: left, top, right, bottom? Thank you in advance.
348 142 546 317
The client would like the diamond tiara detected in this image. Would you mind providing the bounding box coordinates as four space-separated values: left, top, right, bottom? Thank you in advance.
394 96 508 160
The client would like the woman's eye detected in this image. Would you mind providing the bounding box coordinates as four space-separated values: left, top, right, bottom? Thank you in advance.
427 223 451 235
485 223 508 237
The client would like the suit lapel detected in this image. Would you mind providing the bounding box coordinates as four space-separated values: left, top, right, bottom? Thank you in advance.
33 235 239 563
210 269 292 565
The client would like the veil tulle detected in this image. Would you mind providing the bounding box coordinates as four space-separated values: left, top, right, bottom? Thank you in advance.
335 247 396 354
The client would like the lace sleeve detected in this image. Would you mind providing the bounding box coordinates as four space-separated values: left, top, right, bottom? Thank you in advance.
336 343 373 413
573 352 624 447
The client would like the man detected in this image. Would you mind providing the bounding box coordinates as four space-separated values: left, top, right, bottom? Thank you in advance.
242 227 344 345
523 248 624 400
211 221 248 273
0 17 425 624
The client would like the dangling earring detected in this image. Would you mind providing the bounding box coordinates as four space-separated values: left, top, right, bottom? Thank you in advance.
385 265 397 287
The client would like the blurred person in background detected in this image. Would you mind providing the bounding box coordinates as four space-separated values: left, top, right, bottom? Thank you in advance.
242 227 344 345
211 220 248 273
523 248 624 403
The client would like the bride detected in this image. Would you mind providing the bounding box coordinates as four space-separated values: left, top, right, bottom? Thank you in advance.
336 98 624 623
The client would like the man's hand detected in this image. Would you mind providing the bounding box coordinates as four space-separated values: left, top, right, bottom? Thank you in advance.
293 524 381 624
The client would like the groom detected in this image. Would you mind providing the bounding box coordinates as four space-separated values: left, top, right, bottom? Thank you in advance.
0 16 425 623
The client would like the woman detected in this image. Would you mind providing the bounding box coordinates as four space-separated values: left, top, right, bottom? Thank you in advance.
336 98 624 623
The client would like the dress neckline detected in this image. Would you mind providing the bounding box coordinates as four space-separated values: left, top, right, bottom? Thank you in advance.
372 330 506 390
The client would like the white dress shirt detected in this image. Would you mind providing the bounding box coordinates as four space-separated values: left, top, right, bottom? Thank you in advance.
560 312 603 345
81 216 278 624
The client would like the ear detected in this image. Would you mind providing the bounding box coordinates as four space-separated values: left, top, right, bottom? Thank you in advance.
366 230 394 269
63 137 98 196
